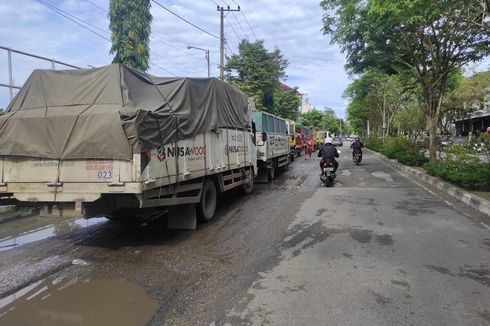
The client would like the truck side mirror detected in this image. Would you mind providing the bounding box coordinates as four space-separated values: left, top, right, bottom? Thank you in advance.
262 132 267 142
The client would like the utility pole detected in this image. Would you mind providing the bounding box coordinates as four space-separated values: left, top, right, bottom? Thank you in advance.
217 5 240 80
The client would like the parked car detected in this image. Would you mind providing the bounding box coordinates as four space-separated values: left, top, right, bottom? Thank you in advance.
332 136 343 147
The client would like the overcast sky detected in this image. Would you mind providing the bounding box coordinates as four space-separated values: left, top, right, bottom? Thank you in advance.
0 0 351 114
0 0 488 114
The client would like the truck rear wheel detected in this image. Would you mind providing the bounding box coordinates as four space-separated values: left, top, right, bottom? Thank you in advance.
241 173 254 195
268 163 276 181
197 178 217 222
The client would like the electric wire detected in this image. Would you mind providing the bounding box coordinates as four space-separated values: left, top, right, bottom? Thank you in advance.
240 10 258 41
222 0 258 41
150 34 200 59
34 0 110 41
82 0 199 60
34 0 177 75
231 12 249 40
151 0 220 39
225 16 242 42
82 0 107 14
224 41 236 56
149 59 177 76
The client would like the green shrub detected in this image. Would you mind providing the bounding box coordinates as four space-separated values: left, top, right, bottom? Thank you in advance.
365 136 427 166
381 136 420 158
395 152 429 166
364 137 383 152
424 161 490 191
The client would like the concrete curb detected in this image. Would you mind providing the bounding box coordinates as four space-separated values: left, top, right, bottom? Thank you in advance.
366 148 490 217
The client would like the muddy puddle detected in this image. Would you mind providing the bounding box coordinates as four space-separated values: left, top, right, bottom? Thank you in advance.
0 278 159 326
0 217 107 252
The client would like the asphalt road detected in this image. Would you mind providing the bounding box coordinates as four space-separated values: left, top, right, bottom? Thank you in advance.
0 144 488 326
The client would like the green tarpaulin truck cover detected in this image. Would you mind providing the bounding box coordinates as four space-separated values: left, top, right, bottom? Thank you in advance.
0 64 250 160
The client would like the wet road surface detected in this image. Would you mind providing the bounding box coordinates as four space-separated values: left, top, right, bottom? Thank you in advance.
0 144 489 325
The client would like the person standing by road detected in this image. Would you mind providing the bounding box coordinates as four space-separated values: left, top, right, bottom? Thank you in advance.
306 136 314 160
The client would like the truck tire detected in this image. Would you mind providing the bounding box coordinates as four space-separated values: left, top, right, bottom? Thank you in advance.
197 178 217 222
241 172 254 195
268 163 276 181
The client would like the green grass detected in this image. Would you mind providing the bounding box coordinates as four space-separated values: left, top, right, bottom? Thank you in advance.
0 207 35 223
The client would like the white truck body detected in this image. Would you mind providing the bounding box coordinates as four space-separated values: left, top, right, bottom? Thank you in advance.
255 132 289 163
0 128 256 217
252 111 290 180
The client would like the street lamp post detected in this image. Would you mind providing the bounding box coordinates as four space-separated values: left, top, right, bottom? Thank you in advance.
187 46 210 77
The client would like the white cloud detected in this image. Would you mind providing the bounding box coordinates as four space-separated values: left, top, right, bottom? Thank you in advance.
2 0 486 116
0 0 348 112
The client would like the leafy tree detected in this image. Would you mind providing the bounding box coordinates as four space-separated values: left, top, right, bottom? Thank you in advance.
322 0 490 161
442 70 490 133
321 108 341 133
300 109 324 128
224 40 288 112
109 0 152 71
394 101 426 140
299 108 341 133
273 87 302 120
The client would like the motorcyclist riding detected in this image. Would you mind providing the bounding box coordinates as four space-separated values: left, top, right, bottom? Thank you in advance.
351 137 364 160
318 137 339 174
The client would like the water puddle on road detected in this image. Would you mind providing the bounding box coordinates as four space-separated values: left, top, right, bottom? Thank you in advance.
0 217 107 252
0 278 159 326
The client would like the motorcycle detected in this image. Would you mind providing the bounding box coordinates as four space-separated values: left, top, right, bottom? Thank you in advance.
320 160 336 187
353 151 362 165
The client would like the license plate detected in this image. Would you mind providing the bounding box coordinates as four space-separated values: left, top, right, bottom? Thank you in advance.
326 167 334 171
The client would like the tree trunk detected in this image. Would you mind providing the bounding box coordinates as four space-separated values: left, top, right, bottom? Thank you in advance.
426 115 438 162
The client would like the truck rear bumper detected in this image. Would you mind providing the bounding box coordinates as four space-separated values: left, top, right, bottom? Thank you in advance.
0 182 141 203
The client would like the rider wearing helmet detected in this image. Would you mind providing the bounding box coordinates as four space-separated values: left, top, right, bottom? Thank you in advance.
318 137 339 174
350 137 364 160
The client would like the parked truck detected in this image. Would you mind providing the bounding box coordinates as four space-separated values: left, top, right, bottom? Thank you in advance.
0 64 257 228
252 111 290 181
286 119 296 161
294 122 305 156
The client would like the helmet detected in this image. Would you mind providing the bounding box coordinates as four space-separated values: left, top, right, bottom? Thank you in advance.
324 137 333 144
356 137 360 141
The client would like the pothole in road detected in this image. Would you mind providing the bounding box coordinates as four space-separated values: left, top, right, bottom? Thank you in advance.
0 217 107 252
0 278 159 326
371 171 394 182
280 174 306 190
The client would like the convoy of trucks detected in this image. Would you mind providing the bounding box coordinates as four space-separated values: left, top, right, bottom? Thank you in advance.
0 64 328 227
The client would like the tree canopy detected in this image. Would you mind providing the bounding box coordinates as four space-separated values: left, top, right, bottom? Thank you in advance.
322 0 490 160
109 0 152 71
224 40 289 112
300 108 343 134
273 87 302 121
